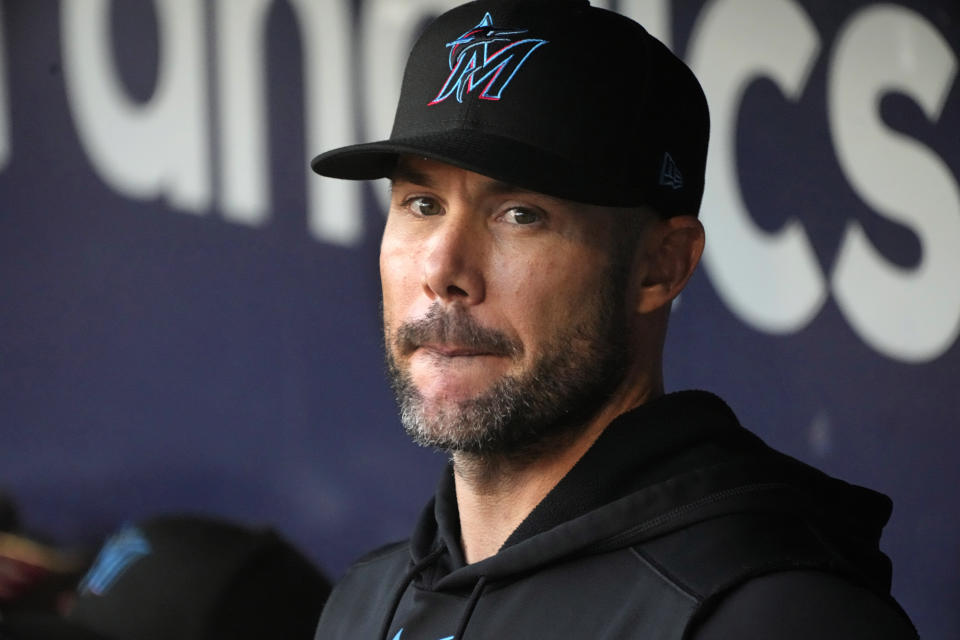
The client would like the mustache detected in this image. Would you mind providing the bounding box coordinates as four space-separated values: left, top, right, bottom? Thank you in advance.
395 305 522 358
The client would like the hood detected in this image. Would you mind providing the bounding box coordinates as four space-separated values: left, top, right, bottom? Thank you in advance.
409 391 893 593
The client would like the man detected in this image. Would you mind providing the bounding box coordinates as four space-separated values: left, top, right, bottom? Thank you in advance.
310 0 917 638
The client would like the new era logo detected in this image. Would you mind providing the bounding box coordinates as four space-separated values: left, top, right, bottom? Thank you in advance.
659 152 683 190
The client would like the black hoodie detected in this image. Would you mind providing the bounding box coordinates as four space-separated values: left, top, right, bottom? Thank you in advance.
315 391 917 639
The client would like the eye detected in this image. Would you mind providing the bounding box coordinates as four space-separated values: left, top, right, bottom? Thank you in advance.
405 196 443 217
502 207 541 225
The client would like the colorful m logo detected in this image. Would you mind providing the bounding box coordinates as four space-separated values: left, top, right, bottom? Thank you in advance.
429 13 548 105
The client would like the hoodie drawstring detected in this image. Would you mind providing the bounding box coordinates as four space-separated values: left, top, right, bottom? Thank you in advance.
378 543 447 640
452 575 487 640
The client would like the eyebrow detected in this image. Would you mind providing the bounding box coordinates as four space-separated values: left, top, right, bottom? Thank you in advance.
390 165 437 189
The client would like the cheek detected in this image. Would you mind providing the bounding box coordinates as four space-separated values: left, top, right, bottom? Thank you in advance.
380 236 421 321
493 252 601 338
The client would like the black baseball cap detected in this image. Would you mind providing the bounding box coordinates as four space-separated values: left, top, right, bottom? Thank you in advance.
311 0 709 216
0 612 108 640
58 516 330 640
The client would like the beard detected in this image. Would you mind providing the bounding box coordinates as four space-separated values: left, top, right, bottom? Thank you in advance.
383 270 631 462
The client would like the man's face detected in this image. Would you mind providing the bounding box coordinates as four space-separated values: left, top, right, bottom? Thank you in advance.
381 156 639 458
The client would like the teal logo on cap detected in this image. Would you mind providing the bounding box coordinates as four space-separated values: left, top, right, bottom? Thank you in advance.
78 525 152 596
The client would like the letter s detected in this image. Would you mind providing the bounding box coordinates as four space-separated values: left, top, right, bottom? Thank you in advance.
829 5 960 362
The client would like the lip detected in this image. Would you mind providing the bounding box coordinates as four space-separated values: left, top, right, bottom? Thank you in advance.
418 344 498 358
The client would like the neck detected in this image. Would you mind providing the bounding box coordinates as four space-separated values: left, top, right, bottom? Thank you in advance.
452 379 661 564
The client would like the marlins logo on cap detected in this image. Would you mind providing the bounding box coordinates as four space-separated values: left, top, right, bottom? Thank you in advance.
429 12 548 105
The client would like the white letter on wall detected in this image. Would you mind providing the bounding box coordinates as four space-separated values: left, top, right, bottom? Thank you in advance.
288 0 360 247
216 0 273 226
617 0 670 47
689 0 826 333
360 0 462 213
829 6 960 362
61 0 210 212
0 1 10 170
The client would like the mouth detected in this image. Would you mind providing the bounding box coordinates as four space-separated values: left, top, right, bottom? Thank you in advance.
418 343 501 358
393 304 523 360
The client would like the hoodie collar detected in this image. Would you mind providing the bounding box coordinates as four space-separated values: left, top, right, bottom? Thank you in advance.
409 390 893 591
503 390 748 546
412 392 743 569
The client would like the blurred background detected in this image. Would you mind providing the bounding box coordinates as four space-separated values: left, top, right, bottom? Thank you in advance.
0 0 956 637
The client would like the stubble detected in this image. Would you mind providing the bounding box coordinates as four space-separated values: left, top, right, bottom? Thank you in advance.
383 268 631 467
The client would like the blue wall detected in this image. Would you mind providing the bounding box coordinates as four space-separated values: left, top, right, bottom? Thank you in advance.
1 1 957 637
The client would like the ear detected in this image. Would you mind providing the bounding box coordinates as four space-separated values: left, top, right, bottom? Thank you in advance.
633 215 704 314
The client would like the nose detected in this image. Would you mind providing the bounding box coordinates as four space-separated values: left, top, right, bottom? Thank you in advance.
421 210 486 306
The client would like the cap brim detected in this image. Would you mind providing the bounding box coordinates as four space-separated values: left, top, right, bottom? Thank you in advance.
310 131 647 207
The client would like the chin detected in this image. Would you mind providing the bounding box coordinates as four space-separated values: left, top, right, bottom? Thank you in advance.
412 367 506 403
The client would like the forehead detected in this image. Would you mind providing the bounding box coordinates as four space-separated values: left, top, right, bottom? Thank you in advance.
391 155 546 198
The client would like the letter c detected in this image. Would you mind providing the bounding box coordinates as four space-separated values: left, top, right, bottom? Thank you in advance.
688 0 827 333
